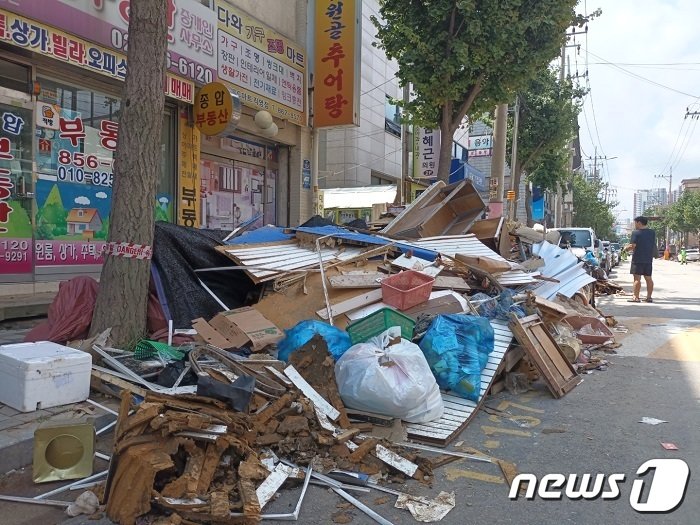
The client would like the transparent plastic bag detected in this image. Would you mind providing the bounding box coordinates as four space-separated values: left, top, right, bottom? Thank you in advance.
335 327 444 423
419 314 495 401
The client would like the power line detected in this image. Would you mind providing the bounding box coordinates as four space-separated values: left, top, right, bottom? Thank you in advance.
583 48 700 99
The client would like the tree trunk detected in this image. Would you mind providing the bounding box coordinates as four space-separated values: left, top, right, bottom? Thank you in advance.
525 183 534 226
90 0 168 346
437 105 456 183
511 161 522 221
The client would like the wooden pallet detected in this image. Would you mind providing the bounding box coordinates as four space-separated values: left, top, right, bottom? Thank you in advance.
509 314 581 398
405 319 513 446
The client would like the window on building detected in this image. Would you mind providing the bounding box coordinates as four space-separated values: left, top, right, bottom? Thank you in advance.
0 57 30 93
371 172 393 185
384 95 401 138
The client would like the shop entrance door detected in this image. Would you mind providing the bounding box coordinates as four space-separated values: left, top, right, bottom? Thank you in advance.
0 92 34 282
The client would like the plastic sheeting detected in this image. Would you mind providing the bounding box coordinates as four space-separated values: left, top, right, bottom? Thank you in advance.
152 222 257 328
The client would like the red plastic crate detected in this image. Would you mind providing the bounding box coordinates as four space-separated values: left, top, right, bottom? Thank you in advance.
381 270 435 311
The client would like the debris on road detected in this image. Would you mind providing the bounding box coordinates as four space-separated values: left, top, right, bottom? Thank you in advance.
0 183 625 524
640 417 669 425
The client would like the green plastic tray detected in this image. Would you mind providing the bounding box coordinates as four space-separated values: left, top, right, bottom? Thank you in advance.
346 307 416 344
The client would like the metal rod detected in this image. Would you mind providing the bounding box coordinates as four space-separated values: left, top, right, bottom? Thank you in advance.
332 487 395 525
86 398 119 416
398 441 493 463
95 452 111 461
196 277 229 311
316 234 334 325
194 266 319 273
0 495 71 507
96 420 117 436
34 470 108 500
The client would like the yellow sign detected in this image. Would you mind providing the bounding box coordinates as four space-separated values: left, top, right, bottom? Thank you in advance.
178 110 201 228
314 0 360 128
0 9 194 104
215 1 306 125
194 81 241 136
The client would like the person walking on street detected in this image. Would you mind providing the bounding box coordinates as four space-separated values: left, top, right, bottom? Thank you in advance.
680 246 688 265
624 216 657 303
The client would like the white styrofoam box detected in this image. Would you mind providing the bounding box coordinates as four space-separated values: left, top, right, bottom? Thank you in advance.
0 342 92 413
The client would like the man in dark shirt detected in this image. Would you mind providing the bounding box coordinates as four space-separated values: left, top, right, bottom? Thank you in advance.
625 216 657 303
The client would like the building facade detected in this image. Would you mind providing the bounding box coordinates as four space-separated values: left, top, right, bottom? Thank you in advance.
0 0 312 288
632 188 668 218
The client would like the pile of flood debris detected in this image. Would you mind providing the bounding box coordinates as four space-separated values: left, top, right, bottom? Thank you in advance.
1 181 625 524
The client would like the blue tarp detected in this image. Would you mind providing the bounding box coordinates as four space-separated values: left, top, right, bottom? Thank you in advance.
225 225 293 245
293 225 437 260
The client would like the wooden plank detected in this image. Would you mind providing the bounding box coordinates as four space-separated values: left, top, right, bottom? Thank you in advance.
316 289 384 320
284 365 340 420
374 445 418 477
532 324 572 380
329 273 384 289
91 369 148 398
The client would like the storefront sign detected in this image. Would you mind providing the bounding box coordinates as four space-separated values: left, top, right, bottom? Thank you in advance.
194 81 241 136
302 159 311 190
215 0 306 125
178 110 201 228
413 128 441 179
35 102 59 130
1 0 216 86
467 135 493 157
313 0 360 128
0 107 33 275
0 9 194 104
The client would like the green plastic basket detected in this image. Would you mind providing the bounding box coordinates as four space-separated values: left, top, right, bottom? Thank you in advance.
134 340 186 361
346 307 416 345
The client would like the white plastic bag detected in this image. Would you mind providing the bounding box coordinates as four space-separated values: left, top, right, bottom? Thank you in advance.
335 327 444 423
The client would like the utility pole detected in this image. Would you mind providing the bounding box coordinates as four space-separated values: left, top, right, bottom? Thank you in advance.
655 169 672 258
508 95 520 221
554 43 566 227
400 83 410 205
490 103 508 218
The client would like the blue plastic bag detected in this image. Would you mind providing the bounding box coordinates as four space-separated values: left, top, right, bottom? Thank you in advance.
471 289 525 321
277 320 352 362
418 314 495 401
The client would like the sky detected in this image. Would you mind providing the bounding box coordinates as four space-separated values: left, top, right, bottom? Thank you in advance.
571 0 700 224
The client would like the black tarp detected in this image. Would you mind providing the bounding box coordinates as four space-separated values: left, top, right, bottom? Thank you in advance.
152 222 259 328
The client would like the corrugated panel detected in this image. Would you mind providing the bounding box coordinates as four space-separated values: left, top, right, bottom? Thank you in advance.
220 243 365 282
405 319 513 445
531 242 597 299
404 236 539 286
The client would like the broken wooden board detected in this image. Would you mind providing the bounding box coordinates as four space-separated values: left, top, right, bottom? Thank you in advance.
454 253 512 274
374 444 418 477
391 253 443 277
509 314 581 398
405 319 513 446
316 289 383 320
528 294 570 322
329 272 470 291
256 463 294 508
402 294 465 320
284 365 341 421
91 369 149 398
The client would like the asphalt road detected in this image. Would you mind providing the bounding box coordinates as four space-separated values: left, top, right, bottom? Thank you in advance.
11 258 700 525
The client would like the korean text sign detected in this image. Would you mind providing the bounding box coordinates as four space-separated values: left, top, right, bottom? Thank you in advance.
0 0 215 86
194 81 241 136
178 110 201 229
314 0 360 128
216 0 307 125
413 128 441 179
0 9 194 104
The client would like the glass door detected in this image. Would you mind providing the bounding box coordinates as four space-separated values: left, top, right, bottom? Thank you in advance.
0 96 34 281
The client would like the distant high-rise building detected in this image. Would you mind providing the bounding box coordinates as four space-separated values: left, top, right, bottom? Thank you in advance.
633 188 668 217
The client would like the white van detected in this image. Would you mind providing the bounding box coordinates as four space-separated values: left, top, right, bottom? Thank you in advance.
551 227 597 259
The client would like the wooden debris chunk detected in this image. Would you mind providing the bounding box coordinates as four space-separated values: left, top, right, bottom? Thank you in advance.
315 289 383 320
254 393 293 426
374 444 418 477
284 365 340 421
335 428 361 444
238 478 261 518
256 464 293 508
197 442 228 495
348 438 378 463
209 491 230 520
161 441 206 499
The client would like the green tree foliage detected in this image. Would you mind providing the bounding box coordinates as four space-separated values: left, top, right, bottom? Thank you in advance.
571 174 616 238
666 191 700 236
509 69 585 222
372 0 577 182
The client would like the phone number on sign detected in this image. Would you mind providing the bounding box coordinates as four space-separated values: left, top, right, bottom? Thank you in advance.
58 150 114 188
1 240 30 262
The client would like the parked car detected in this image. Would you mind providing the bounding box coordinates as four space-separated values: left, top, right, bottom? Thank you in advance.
552 227 596 259
687 248 700 262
